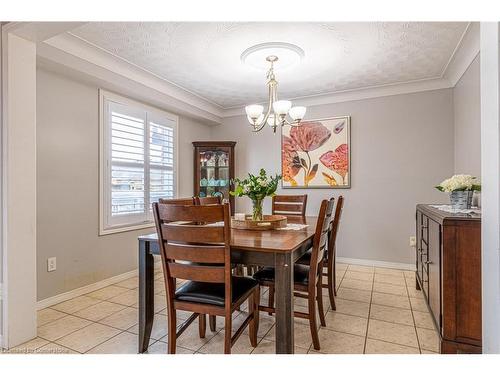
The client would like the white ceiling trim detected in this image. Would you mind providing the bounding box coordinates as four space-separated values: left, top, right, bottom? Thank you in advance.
38 32 224 123
66 31 225 110
5 22 86 43
442 22 480 86
223 77 452 117
35 22 480 123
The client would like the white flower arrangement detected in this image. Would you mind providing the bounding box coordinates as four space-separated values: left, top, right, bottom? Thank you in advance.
435 174 481 193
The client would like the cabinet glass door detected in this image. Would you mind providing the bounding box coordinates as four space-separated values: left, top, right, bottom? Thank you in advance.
198 148 230 201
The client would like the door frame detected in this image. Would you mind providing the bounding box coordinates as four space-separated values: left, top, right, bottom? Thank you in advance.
480 22 500 353
0 23 5 349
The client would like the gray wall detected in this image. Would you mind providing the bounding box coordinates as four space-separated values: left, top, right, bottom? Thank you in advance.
36 69 211 300
211 89 454 265
454 55 481 176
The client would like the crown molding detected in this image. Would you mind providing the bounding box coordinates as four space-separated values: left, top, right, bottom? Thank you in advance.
37 33 223 124
442 22 480 86
222 77 453 117
3 22 86 42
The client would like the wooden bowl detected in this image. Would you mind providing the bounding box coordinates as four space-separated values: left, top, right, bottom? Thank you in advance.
231 215 287 231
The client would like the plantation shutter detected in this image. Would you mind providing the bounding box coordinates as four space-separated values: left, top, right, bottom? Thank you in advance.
102 94 177 232
148 114 176 216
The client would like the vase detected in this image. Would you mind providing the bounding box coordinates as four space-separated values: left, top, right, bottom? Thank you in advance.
450 191 473 209
252 199 263 221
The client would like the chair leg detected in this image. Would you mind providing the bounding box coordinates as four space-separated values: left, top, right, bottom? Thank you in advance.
317 281 327 327
333 250 337 296
249 287 260 347
308 290 321 351
198 314 206 338
168 310 177 354
327 259 336 311
224 312 232 354
268 285 275 316
209 315 216 332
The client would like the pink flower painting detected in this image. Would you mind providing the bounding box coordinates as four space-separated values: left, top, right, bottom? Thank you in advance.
320 144 349 185
281 116 350 188
282 136 301 186
285 122 331 186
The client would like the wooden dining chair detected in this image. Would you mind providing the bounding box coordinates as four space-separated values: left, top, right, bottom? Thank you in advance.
252 198 334 350
272 194 308 218
152 202 260 354
296 196 344 310
159 197 196 205
195 195 222 205
158 196 222 332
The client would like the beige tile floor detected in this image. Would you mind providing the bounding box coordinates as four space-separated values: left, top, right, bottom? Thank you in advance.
4 261 440 354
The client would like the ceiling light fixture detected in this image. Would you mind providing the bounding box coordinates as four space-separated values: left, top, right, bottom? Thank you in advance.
244 55 306 133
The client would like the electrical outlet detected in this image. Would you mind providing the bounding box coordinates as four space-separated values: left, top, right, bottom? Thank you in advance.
47 257 57 272
409 236 416 247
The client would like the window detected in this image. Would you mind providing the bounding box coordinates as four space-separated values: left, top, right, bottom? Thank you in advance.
99 90 178 234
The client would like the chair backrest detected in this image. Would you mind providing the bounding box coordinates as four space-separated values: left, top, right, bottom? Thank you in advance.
158 197 196 205
272 194 308 217
328 196 344 254
195 196 222 205
308 198 335 290
152 203 232 308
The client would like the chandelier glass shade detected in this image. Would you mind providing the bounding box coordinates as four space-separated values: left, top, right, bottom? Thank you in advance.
244 55 306 133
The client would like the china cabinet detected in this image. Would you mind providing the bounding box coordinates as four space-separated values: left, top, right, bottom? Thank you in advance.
193 141 236 213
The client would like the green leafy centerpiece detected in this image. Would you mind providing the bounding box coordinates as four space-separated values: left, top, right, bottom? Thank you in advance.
435 174 481 209
230 169 281 221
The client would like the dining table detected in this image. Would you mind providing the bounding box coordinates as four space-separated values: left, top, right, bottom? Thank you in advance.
137 215 318 354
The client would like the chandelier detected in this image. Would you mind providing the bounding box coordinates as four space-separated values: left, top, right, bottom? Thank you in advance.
245 55 306 133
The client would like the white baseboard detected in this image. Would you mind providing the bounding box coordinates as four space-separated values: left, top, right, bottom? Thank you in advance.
37 269 138 310
337 257 415 271
36 257 413 310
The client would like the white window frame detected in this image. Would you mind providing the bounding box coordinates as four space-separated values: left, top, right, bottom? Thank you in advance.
99 89 179 235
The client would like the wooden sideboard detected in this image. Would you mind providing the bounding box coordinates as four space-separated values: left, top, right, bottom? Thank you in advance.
415 204 482 354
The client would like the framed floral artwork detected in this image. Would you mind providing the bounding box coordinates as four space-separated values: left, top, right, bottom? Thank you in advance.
281 116 351 188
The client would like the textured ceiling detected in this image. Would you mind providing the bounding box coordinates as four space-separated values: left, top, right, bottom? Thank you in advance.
71 22 468 108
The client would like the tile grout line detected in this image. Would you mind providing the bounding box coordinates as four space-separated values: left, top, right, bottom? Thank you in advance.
404 275 422 354
37 310 73 329
80 328 128 354
39 338 83 354
362 266 375 354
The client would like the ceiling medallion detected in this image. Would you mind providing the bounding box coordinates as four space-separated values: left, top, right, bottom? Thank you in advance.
243 54 306 133
240 42 305 70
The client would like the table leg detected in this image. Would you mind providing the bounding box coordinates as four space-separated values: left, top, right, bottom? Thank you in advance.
138 240 155 353
274 252 294 354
